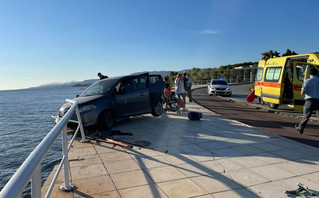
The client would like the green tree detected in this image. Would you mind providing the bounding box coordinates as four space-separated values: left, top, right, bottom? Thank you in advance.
197 71 204 80
209 70 217 79
261 50 280 60
282 49 298 56
190 67 200 79
203 73 209 80
221 71 230 80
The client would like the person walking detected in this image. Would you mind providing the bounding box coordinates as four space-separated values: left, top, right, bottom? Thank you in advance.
175 73 186 106
295 68 319 134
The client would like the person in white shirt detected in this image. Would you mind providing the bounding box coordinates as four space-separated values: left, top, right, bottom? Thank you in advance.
295 68 319 134
175 73 186 106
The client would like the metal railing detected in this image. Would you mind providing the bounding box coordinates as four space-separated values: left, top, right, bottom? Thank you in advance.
0 99 88 198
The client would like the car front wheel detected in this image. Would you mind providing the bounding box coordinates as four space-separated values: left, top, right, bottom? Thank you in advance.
99 110 114 129
152 101 163 116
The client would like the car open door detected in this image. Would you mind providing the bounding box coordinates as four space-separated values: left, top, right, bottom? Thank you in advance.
115 74 151 117
292 63 319 111
292 62 307 111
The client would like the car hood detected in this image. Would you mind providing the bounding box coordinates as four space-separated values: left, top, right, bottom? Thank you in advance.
74 95 104 104
210 84 230 89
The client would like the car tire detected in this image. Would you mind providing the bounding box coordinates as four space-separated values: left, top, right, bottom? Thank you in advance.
269 103 279 109
152 101 163 116
99 110 114 129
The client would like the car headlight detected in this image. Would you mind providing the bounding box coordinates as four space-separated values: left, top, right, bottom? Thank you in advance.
79 105 96 113
226 87 231 90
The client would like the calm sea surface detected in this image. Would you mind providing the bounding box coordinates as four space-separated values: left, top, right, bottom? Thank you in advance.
0 86 87 197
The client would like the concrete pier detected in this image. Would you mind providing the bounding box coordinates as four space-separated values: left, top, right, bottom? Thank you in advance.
43 102 319 198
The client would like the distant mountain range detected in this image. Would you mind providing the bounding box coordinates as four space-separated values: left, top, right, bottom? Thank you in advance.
35 70 186 89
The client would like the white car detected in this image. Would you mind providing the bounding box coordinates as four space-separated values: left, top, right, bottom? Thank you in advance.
207 79 232 96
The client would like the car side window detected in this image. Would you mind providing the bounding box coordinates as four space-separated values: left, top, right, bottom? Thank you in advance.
136 75 147 89
149 76 159 84
122 79 137 92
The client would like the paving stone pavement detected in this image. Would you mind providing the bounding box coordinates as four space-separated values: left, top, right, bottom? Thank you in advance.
43 102 319 198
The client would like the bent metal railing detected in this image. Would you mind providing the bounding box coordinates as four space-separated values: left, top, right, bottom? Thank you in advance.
0 99 88 198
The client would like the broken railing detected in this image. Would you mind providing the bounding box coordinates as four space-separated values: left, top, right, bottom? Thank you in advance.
0 99 88 198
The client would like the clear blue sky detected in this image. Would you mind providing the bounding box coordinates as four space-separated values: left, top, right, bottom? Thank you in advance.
1 0 318 90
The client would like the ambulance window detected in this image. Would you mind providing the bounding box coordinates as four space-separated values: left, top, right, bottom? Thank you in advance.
256 68 263 81
295 63 307 81
306 65 319 79
265 67 282 82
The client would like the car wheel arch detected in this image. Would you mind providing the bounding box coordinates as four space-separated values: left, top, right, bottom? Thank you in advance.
98 108 116 129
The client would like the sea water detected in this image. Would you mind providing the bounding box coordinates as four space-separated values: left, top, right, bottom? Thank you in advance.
0 86 87 197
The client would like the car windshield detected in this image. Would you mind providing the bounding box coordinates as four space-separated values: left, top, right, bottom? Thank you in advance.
212 80 228 85
80 79 118 97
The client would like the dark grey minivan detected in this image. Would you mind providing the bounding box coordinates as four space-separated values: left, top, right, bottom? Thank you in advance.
58 73 165 129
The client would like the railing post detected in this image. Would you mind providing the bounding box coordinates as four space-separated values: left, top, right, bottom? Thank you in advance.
31 164 41 198
75 106 89 143
59 125 74 192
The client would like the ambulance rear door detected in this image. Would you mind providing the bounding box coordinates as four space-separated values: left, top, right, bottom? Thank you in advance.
254 60 265 96
261 66 283 107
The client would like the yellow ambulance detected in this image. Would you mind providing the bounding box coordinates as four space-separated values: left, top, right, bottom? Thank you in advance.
254 53 319 111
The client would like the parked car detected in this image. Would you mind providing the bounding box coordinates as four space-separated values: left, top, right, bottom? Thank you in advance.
207 78 232 96
57 73 165 129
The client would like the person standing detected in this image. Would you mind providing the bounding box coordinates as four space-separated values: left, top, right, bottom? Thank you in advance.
183 72 188 93
97 72 108 80
186 73 193 102
164 76 170 89
175 73 186 106
295 68 319 134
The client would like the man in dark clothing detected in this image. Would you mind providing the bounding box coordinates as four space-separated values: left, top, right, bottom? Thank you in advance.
183 73 188 91
98 72 108 80
183 72 193 102
295 68 319 134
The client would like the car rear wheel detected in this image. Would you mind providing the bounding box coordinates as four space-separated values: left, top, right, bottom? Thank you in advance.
269 103 279 109
152 101 163 116
99 110 114 129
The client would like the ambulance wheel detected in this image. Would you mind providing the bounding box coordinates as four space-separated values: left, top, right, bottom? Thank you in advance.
269 103 279 109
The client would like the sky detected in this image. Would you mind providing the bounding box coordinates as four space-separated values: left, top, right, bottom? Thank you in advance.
0 0 319 90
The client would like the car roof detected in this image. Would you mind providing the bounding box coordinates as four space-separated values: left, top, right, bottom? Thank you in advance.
99 72 150 82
